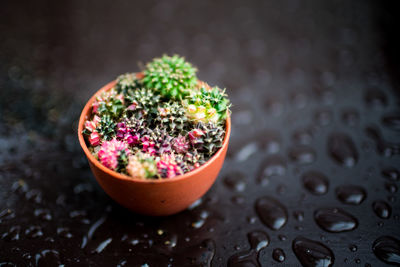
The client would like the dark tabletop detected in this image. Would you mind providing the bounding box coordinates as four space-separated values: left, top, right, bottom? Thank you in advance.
1 0 400 266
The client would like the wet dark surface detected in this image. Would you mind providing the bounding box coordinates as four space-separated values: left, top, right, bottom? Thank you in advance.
1 0 400 266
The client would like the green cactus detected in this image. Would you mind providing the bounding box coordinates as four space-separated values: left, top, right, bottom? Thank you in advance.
126 152 158 179
151 101 189 135
192 122 226 157
115 73 142 95
124 88 161 118
97 114 117 141
117 149 129 173
184 85 230 124
143 55 198 99
96 89 125 119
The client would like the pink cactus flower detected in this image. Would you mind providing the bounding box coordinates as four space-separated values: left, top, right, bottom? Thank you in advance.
93 115 101 125
84 115 101 133
115 94 125 104
125 134 139 146
89 131 100 146
172 135 190 154
127 103 137 111
84 120 97 133
98 139 130 170
141 136 156 155
157 155 183 178
92 101 99 114
192 129 204 138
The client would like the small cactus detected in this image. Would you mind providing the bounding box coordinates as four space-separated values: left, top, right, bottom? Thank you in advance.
152 101 188 135
184 85 230 124
93 88 125 118
157 154 183 178
127 153 157 179
190 122 225 156
172 135 190 154
98 139 130 171
115 73 142 95
143 55 197 99
124 88 161 118
97 114 117 141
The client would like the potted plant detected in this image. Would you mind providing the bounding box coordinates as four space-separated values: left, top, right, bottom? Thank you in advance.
78 55 231 215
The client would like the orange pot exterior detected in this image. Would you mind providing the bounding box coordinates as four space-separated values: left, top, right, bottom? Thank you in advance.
78 80 231 216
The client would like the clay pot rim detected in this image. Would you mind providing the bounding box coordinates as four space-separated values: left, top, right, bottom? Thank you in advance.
78 80 231 184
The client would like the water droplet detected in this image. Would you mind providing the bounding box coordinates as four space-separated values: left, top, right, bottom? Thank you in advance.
335 185 366 205
314 109 333 126
314 208 358 233
372 200 391 219
312 86 335 104
35 250 61 266
248 230 270 252
278 235 287 241
256 130 281 154
25 189 42 204
302 171 329 195
1 225 20 241
231 195 245 205
255 196 288 230
364 88 387 107
87 216 106 239
0 209 14 221
292 127 314 145
293 211 304 222
341 109 360 126
264 97 284 116
272 248 286 262
289 146 316 164
276 184 286 195
290 92 307 108
385 183 398 193
365 127 400 157
355 258 361 264
69 210 87 219
93 238 112 254
25 226 43 239
292 236 335 267
235 142 258 162
327 133 358 167
373 236 400 265
228 231 269 267
176 239 215 266
382 167 400 181
247 216 257 224
224 173 246 192
257 156 286 185
34 209 52 221
349 244 358 252
11 179 28 194
57 227 73 239
382 113 400 131
192 219 206 229
73 183 93 194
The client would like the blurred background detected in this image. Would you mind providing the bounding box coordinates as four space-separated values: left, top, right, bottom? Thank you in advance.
0 0 399 266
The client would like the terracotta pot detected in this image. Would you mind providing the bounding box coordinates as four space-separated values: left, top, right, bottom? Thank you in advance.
78 80 231 216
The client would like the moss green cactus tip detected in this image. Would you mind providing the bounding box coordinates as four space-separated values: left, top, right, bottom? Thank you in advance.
143 54 198 99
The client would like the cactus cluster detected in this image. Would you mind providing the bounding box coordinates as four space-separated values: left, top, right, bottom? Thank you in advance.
82 54 231 180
